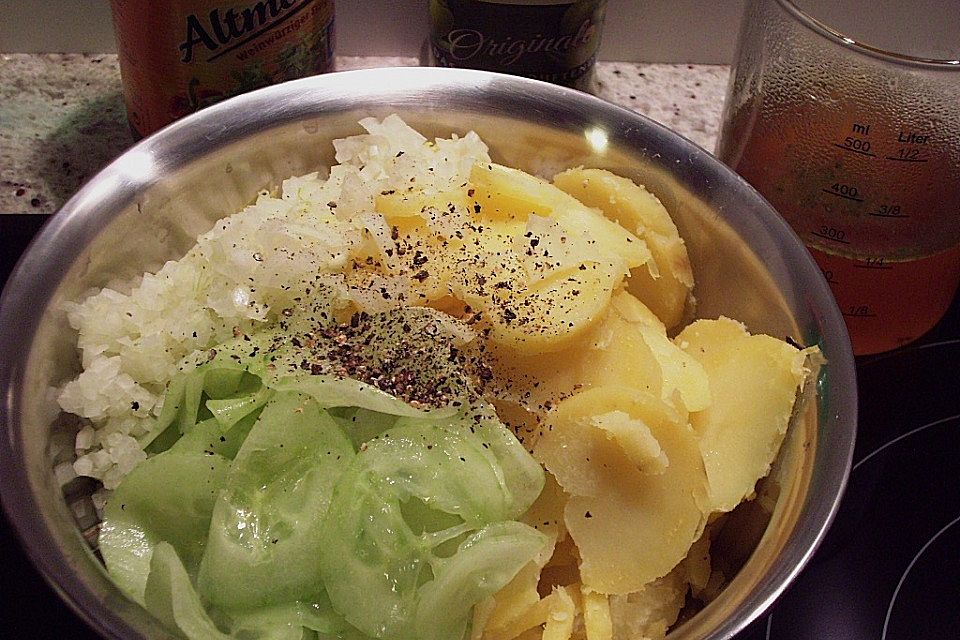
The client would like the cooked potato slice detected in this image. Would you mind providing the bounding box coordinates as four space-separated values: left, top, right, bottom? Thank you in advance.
675 317 810 513
456 261 621 356
539 533 582 596
632 320 711 415
581 586 613 640
521 471 569 542
542 586 578 640
679 530 713 599
480 472 567 634
535 387 708 594
471 163 652 272
348 222 460 307
609 289 665 330
376 187 471 222
469 162 556 220
553 168 693 329
488 290 663 412
610 291 710 418
376 185 525 255
484 559 551 635
591 410 668 475
602 291 710 415
489 291 707 416
607 568 689 640
481 586 580 640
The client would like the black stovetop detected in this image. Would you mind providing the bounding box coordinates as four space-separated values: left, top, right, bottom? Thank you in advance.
2 214 958 639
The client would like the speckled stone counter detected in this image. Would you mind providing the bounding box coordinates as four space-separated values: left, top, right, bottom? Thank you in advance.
0 54 729 214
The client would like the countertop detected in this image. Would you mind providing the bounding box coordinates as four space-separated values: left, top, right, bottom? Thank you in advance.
0 53 729 215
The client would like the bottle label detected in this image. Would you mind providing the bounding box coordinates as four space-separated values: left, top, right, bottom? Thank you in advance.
110 0 335 137
429 0 607 90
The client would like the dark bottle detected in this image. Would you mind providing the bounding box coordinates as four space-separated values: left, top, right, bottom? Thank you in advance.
428 0 607 92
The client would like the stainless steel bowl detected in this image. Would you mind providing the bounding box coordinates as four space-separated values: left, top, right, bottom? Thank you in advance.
0 67 857 639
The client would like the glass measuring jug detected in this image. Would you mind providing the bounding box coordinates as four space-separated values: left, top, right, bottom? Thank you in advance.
717 0 960 355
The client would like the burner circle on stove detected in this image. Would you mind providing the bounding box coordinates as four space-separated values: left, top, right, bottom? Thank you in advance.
758 340 960 640
883 514 960 639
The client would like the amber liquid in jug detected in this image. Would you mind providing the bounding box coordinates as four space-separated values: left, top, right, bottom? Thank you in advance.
717 0 960 355
719 101 960 355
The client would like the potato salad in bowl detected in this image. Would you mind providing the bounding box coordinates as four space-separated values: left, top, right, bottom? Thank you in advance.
51 114 817 640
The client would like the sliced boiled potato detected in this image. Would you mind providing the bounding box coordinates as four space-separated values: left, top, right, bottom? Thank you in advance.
376 187 471 223
591 410 668 475
351 228 459 308
542 586 578 640
375 185 524 260
675 317 811 513
607 568 689 640
581 586 613 640
481 586 580 640
633 321 711 415
534 387 708 594
483 473 567 630
469 162 556 220
520 471 569 543
553 168 693 329
538 533 582 598
470 163 652 272
488 290 663 411
456 260 622 356
484 561 549 635
489 290 707 417
490 397 545 453
679 530 713 599
480 473 567 635
602 291 710 416
609 289 665 330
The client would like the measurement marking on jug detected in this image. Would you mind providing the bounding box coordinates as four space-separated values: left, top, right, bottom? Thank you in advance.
853 257 894 270
885 148 929 163
833 139 876 157
822 183 865 202
843 305 877 318
885 133 931 162
870 204 910 219
812 226 851 244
